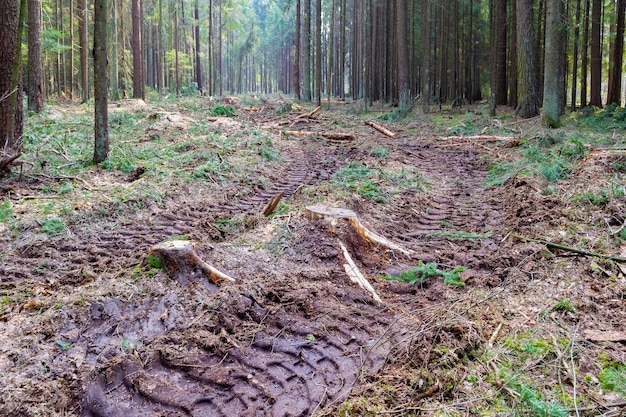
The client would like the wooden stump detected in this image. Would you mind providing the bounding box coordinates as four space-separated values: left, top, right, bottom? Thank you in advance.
149 240 235 284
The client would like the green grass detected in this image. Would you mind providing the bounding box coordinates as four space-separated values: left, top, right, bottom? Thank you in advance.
380 261 467 287
0 200 13 222
210 105 237 117
485 136 589 186
40 218 65 236
577 103 626 132
427 230 492 242
332 162 386 203
599 363 626 395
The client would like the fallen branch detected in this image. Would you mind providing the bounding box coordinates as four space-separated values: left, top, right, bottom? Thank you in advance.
364 120 396 137
282 131 356 142
511 234 626 263
149 240 235 284
295 105 321 120
0 151 22 177
338 239 382 303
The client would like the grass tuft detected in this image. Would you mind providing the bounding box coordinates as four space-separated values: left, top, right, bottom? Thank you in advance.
380 261 467 287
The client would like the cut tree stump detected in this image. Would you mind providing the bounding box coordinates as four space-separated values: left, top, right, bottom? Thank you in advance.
149 240 235 284
305 205 413 256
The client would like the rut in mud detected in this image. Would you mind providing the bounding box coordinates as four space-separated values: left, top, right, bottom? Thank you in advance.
0 105 524 416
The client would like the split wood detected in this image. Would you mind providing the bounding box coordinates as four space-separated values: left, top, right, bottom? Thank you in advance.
511 233 626 263
261 192 284 216
364 120 396 137
338 239 382 303
149 240 235 284
282 130 356 141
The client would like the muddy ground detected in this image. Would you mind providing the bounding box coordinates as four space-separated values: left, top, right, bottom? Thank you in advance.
0 98 625 416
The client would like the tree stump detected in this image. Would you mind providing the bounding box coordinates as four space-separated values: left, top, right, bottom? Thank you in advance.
149 240 235 285
305 205 412 256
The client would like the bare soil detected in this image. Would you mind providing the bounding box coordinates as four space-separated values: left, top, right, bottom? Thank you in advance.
1 100 625 416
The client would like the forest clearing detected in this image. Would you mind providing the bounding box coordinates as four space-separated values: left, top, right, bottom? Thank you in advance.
0 96 625 416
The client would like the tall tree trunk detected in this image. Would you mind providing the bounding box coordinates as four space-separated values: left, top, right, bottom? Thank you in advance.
94 0 109 163
495 0 507 104
175 4 180 95
607 0 625 105
581 0 590 106
589 0 602 107
509 0 518 107
397 0 410 110
69 0 74 99
0 0 25 151
543 0 565 124
207 0 212 95
111 0 120 100
28 0 44 113
516 0 539 117
303 0 312 101
79 0 88 102
571 0 581 110
132 0 144 99
422 0 431 112
339 0 346 98
194 0 202 93
294 0 301 99
315 0 322 106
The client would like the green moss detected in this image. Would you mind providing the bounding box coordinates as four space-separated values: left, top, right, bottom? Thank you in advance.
146 253 165 269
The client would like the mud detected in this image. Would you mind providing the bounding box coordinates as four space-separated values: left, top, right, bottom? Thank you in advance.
1 102 625 416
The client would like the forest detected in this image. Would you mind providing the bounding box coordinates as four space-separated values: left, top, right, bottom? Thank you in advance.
1 0 626 416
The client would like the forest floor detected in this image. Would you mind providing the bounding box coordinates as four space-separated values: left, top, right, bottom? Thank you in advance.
0 95 625 416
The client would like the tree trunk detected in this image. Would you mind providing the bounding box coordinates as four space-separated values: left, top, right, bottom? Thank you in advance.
570 0 581 110
516 0 539 118
132 0 144 99
542 0 565 125
93 0 109 163
509 0 518 107
303 0 312 101
607 0 625 105
27 0 44 113
422 0 431 113
294 0 301 100
111 0 120 100
589 0 602 107
494 0 507 105
194 0 202 93
79 0 88 102
396 0 410 111
581 0 590 106
315 0 322 106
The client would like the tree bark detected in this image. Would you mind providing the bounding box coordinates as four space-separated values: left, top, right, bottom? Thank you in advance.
132 0 145 99
396 0 410 111
422 0 431 113
589 0 602 107
303 0 312 101
294 0 301 100
315 0 322 106
494 0 508 105
516 0 539 118
542 0 565 124
27 0 44 113
194 0 202 93
607 0 625 105
79 0 88 102
93 0 109 163
570 0 581 110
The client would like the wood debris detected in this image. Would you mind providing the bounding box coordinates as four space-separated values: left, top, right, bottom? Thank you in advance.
149 240 235 284
338 240 382 303
261 192 284 216
365 120 396 137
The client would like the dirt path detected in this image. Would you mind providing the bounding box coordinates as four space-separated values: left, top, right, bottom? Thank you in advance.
1 103 625 416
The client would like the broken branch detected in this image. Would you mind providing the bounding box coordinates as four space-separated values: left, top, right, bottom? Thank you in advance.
364 120 396 137
282 131 356 142
261 192 284 216
511 234 626 263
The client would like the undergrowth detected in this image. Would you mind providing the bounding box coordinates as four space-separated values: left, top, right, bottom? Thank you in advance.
380 261 467 286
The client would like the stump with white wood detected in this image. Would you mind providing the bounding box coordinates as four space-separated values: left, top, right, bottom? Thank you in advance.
149 240 235 285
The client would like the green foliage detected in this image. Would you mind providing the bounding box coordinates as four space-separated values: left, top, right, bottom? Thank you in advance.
40 218 65 236
572 190 610 206
210 105 237 117
0 200 13 222
549 300 576 314
146 254 165 269
599 363 626 394
180 82 200 96
332 162 386 203
485 136 589 186
260 146 281 161
370 147 390 158
578 104 626 131
276 103 293 114
427 230 492 242
380 261 467 287
55 340 73 351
